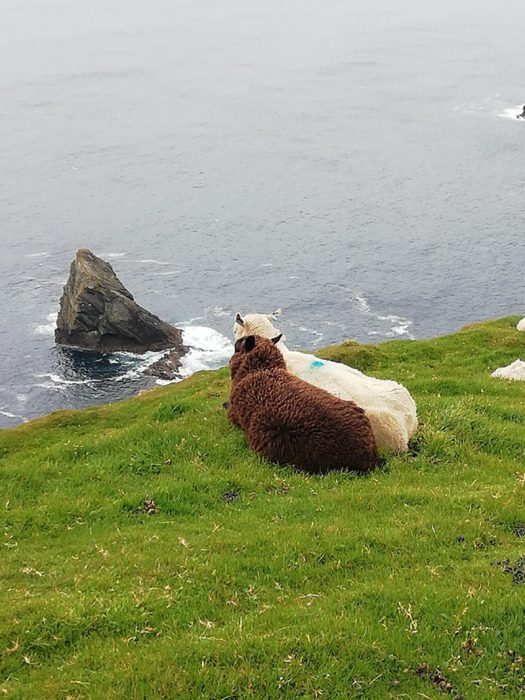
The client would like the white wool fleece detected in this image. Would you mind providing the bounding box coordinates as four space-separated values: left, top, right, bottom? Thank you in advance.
233 311 418 454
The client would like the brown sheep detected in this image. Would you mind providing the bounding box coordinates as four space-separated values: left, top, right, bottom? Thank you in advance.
227 335 380 474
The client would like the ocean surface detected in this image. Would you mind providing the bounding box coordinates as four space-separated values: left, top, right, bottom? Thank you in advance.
1 0 524 427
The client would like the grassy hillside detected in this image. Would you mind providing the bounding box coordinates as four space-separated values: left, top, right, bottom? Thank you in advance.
2 317 525 699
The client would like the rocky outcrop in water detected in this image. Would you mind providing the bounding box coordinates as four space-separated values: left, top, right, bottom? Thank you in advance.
55 249 185 378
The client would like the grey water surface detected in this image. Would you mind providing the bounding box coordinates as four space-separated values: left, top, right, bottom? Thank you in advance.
1 0 524 426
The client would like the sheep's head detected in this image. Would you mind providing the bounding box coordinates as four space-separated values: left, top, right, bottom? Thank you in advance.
229 334 284 382
233 309 284 342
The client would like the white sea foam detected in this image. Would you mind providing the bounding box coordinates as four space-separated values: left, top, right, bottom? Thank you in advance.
34 373 99 386
377 315 414 338
138 259 171 266
453 98 525 121
34 312 58 336
348 291 415 339
32 326 232 393
0 410 26 420
285 321 324 346
128 349 172 373
392 323 411 336
26 252 50 258
287 319 323 336
498 105 525 120
34 359 162 389
176 326 233 381
353 294 371 314
297 325 323 338
101 252 126 258
94 349 172 383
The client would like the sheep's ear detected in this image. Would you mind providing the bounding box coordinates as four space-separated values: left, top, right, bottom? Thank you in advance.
271 334 283 345
269 308 282 320
244 335 256 352
235 313 244 326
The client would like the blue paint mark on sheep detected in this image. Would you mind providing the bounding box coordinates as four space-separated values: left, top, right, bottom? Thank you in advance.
310 359 325 369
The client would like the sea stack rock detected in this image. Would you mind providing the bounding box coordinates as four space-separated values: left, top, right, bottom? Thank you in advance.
55 249 185 374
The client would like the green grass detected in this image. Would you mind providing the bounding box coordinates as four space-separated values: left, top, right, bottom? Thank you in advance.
2 317 525 699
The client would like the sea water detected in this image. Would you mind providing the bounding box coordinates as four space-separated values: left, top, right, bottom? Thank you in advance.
1 0 524 426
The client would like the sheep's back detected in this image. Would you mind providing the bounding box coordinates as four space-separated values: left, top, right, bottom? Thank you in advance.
283 349 418 441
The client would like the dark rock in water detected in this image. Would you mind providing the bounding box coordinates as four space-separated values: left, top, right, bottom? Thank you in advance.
517 105 525 119
143 349 185 381
55 249 185 378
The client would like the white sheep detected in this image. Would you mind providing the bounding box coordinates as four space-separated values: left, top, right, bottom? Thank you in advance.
233 310 418 454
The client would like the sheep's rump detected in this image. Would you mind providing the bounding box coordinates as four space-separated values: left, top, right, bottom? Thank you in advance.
230 371 378 474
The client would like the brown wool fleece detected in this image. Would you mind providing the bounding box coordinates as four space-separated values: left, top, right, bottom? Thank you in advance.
228 335 380 474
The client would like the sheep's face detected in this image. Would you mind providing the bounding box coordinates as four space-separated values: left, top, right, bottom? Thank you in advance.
229 334 284 382
233 310 283 342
